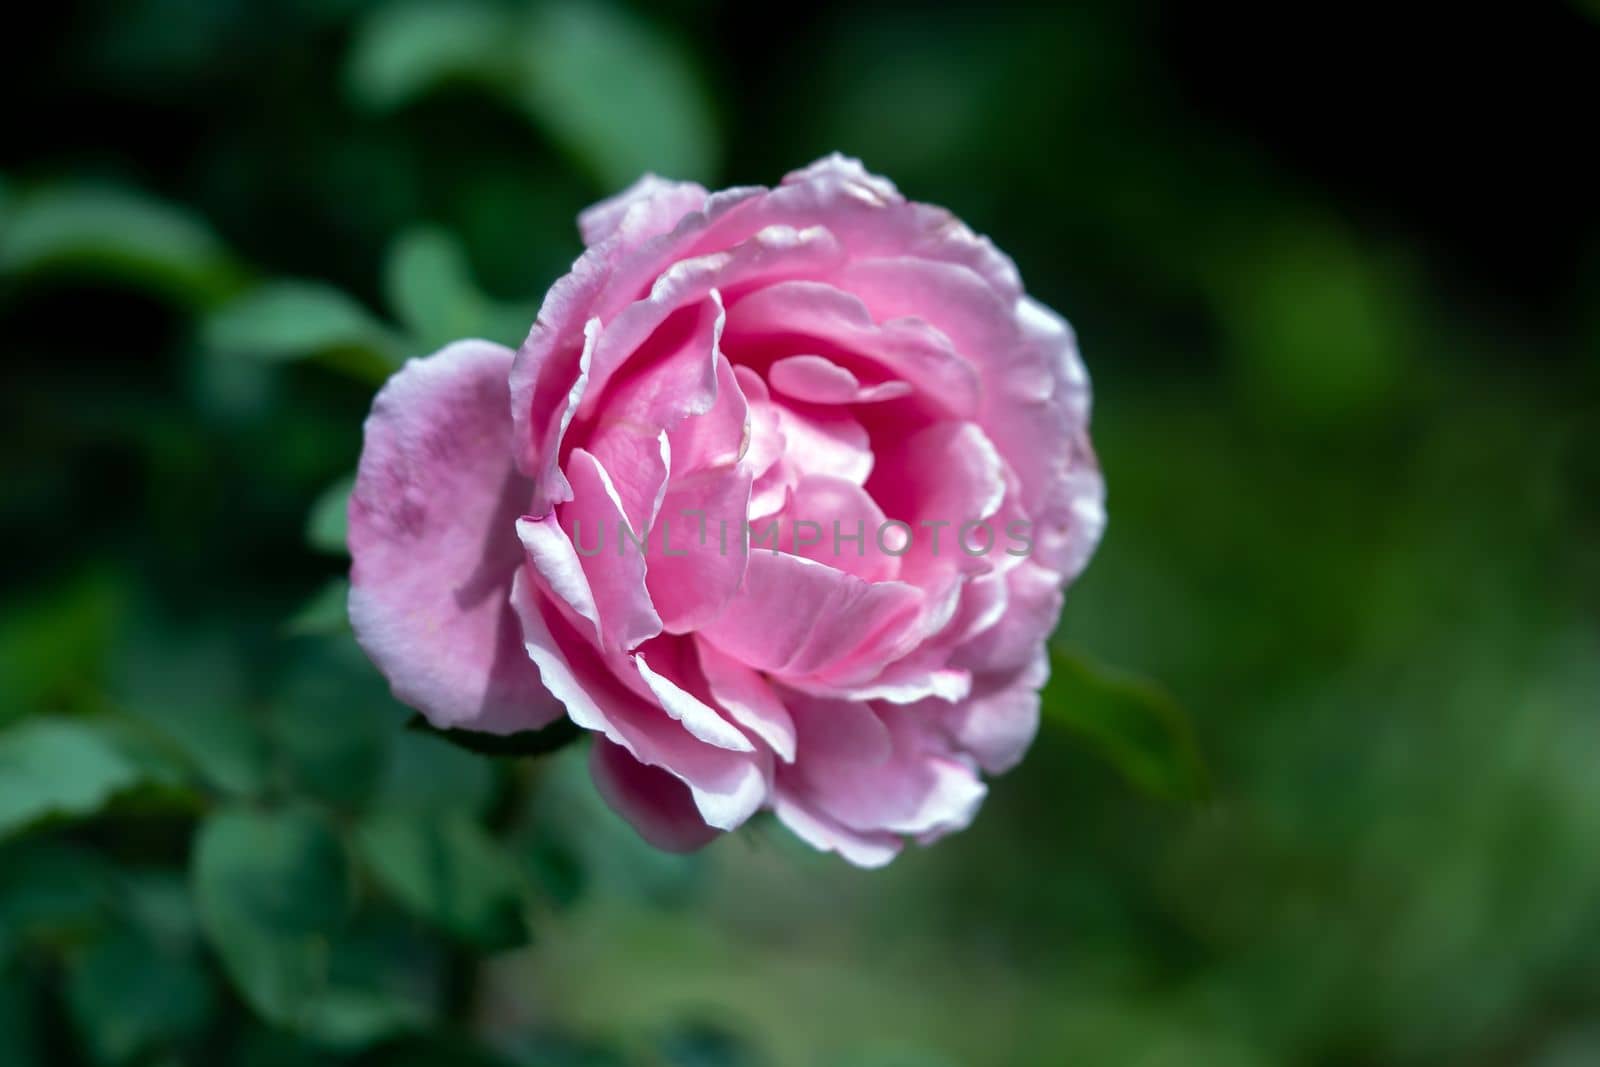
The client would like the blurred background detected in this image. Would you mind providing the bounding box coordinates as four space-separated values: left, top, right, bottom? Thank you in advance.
2 2 1598 1065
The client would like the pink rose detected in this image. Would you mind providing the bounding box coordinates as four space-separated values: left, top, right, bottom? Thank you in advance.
349 155 1103 865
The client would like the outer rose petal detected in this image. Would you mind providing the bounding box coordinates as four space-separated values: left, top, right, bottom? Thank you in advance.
590 737 721 852
772 791 902 868
578 174 708 250
349 340 559 734
511 569 768 830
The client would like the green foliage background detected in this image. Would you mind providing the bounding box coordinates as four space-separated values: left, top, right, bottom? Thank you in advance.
2 2 1597 1065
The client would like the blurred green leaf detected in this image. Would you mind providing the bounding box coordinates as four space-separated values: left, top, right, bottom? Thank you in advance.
270 638 399 811
0 718 152 838
519 1 717 188
346 1 518 113
0 569 131 725
504 1031 631 1067
356 811 531 949
1213 221 1412 424
0 840 115 952
1041 647 1207 802
113 632 270 798
376 1033 520 1067
195 805 419 1045
0 967 41 1067
65 924 214 1066
306 473 354 556
0 184 241 305
523 834 585 912
383 226 533 349
517 745 701 907
657 1021 767 1067
372 728 495 819
383 227 484 348
286 578 353 637
202 280 406 384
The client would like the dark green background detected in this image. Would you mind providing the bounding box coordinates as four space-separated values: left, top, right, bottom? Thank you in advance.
2 2 1597 1065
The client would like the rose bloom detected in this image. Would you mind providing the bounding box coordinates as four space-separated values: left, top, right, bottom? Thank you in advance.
349 156 1103 865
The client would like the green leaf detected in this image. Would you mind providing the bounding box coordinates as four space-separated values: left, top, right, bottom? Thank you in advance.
0 568 131 725
306 474 354 556
1213 220 1411 425
518 1 718 188
0 184 242 306
515 746 700 907
372 727 495 819
0 840 117 951
270 638 399 812
383 226 531 349
346 1 519 113
202 280 406 384
195 806 419 1046
285 578 352 637
112 632 270 798
1040 647 1208 802
0 718 150 838
355 811 531 949
407 714 582 759
0 968 42 1067
65 924 214 1066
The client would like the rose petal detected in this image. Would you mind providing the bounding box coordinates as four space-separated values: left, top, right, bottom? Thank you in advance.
772 791 901 868
511 570 768 829
767 353 914 405
349 340 559 734
774 474 897 583
517 447 662 653
784 702 987 837
697 552 923 681
634 649 755 753
646 462 754 633
724 280 979 417
589 737 720 853
695 639 797 762
578 174 709 249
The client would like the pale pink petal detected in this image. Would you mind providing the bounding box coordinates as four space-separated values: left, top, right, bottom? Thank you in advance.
928 651 1049 774
646 463 754 633
511 570 767 829
667 351 749 473
634 650 755 753
772 791 901 868
517 448 661 653
581 226 844 415
784 661 971 707
578 174 709 249
695 639 797 762
581 427 670 539
349 340 559 734
723 280 979 417
773 403 873 485
951 556 1063 677
774 474 897 583
779 154 1022 300
768 353 859 402
779 689 892 766
784 702 987 837
767 353 913 405
582 290 724 439
589 737 720 853
511 280 602 509
732 365 785 478
697 553 923 680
